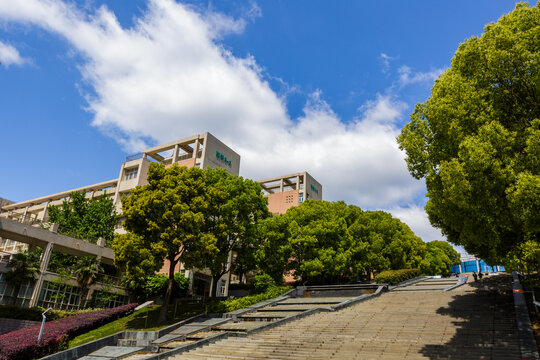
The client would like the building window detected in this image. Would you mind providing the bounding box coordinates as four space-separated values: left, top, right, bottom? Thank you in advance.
124 168 138 180
299 193 303 203
285 195 294 204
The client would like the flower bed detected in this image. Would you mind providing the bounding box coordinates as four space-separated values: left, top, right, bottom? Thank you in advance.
0 303 137 360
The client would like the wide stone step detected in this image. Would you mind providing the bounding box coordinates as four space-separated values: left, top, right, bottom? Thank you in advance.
186 331 218 340
83 346 145 360
152 333 185 345
258 304 324 312
278 297 350 304
116 338 152 347
170 324 209 335
213 321 269 332
159 339 197 349
238 311 302 319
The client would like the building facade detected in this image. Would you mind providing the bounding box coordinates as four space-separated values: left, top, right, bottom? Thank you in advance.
257 172 322 214
0 132 322 304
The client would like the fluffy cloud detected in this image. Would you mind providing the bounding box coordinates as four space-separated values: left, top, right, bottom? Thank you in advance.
0 40 28 67
0 0 432 222
388 204 444 242
398 65 445 87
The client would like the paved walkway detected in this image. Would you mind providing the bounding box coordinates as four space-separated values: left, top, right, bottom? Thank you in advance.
177 275 521 359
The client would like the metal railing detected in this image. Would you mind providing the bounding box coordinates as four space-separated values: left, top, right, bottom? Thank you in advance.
125 152 143 162
0 209 42 226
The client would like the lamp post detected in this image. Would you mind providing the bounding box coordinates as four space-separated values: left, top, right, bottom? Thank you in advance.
37 308 52 344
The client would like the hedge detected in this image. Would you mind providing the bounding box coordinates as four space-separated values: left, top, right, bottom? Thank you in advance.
0 303 138 360
374 269 421 285
0 305 103 322
206 286 290 313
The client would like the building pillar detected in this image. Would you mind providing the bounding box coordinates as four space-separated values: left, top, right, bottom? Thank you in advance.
280 179 283 192
22 206 29 224
29 225 57 307
476 259 480 273
459 263 463 274
192 138 200 159
172 144 179 163
295 175 300 190
199 134 207 169
113 164 125 206
40 201 50 221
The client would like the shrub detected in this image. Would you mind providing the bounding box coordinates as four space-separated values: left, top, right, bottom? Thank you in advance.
0 305 104 322
174 273 190 297
374 269 420 285
206 286 290 314
142 274 168 299
251 273 276 294
0 303 137 360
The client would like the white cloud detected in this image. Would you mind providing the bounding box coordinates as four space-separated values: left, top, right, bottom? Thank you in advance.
0 40 28 67
0 0 427 212
398 65 445 87
388 204 444 242
380 53 394 73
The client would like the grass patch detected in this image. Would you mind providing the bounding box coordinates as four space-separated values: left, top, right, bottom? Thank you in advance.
69 302 205 348
205 286 291 313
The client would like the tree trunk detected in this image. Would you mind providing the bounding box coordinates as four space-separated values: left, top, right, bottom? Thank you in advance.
238 271 244 285
79 287 89 309
158 259 176 323
211 274 222 298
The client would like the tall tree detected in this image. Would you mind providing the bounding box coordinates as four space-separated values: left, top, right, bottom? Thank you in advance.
397 3 540 263
48 191 118 243
3 250 41 305
192 168 268 298
256 201 425 284
419 241 461 276
120 163 217 323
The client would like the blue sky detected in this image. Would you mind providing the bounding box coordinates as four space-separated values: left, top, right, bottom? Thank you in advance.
0 0 528 245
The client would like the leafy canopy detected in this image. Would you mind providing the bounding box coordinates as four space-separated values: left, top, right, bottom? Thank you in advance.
256 200 426 284
115 163 221 320
48 191 118 243
191 168 269 297
397 3 540 263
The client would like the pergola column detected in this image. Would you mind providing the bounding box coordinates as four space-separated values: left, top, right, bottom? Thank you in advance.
192 138 200 159
28 224 57 307
172 144 179 163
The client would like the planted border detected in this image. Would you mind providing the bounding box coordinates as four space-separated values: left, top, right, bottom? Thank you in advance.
0 303 137 360
374 269 420 285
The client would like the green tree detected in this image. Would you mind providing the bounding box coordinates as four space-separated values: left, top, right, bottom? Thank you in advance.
3 250 41 305
397 3 540 263
256 201 425 284
255 214 292 284
420 241 461 276
349 211 426 278
72 256 103 308
120 163 217 323
113 232 161 300
193 168 268 298
48 191 118 244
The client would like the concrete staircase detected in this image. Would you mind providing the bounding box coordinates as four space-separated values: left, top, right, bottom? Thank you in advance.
176 275 523 360
392 276 466 292
56 284 382 360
